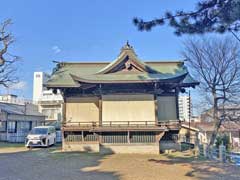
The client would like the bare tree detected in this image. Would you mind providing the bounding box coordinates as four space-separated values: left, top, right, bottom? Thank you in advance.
183 37 240 146
0 19 19 87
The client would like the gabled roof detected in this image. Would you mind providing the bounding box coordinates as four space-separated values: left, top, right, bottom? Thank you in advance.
96 42 158 74
46 43 199 88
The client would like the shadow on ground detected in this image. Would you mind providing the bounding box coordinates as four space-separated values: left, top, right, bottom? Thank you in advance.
1 144 240 180
148 151 240 180
0 145 119 180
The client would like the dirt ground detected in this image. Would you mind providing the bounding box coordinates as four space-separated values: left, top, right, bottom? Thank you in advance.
0 143 239 180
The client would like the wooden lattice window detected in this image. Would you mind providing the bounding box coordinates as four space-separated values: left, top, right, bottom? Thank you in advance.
130 131 156 143
102 132 128 143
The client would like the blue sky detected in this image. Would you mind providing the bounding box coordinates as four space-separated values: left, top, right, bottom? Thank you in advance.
1 0 200 99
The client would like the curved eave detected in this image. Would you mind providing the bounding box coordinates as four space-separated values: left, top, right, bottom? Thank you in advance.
180 82 200 88
70 73 188 84
44 83 80 88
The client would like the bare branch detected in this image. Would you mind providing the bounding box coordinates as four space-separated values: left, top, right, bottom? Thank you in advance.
183 37 240 146
0 19 19 87
0 19 14 66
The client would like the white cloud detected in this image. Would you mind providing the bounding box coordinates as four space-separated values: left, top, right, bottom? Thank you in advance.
10 81 27 90
52 45 61 54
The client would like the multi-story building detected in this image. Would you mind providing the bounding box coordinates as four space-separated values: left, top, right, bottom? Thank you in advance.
33 72 50 103
46 43 199 154
178 95 191 122
33 72 63 123
0 94 32 105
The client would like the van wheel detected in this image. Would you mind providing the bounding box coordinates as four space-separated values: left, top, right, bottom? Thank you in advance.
54 138 56 145
47 140 50 147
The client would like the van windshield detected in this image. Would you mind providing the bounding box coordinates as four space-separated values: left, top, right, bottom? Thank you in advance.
30 128 48 135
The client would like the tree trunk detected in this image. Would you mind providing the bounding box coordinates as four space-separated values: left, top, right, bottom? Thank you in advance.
209 92 221 146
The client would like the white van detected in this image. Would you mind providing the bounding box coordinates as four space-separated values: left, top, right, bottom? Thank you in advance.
25 126 56 147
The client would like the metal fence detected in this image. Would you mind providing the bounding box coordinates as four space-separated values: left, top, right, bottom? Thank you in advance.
199 144 240 166
226 152 240 166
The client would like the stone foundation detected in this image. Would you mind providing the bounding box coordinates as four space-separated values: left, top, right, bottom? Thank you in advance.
62 141 160 154
63 142 100 152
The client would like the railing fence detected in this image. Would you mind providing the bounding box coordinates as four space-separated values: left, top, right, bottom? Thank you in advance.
199 144 240 166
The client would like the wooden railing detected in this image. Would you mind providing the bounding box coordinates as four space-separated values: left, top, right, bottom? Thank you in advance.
64 121 100 127
63 120 180 128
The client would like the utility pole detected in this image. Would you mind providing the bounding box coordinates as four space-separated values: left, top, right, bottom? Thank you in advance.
188 90 191 144
188 90 191 129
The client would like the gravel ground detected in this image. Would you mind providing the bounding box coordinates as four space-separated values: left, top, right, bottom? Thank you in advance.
0 144 239 180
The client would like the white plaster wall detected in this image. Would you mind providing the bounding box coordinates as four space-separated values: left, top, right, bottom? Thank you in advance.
66 97 99 123
102 94 155 125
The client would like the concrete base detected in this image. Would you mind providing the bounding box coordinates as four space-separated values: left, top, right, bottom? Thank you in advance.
62 141 160 154
160 141 180 152
62 141 182 154
63 142 99 152
100 143 160 154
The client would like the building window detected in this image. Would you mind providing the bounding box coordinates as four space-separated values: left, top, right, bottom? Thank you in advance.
0 121 7 132
18 121 32 133
7 121 17 133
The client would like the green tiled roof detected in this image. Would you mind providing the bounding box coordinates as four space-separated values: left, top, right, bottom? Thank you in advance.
46 44 199 88
46 61 197 87
70 72 188 84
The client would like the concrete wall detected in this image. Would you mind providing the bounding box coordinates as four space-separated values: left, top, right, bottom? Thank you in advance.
66 97 99 123
61 140 182 154
160 141 180 151
157 96 177 121
102 94 155 125
100 143 159 154
0 133 7 141
63 142 100 152
62 141 160 154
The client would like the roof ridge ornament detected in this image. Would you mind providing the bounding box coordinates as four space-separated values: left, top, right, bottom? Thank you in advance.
121 40 133 50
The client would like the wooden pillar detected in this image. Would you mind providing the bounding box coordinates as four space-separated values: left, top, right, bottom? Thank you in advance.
62 96 67 146
99 132 102 143
99 96 102 126
175 87 180 120
82 131 84 142
62 97 67 124
154 94 159 125
61 130 65 149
